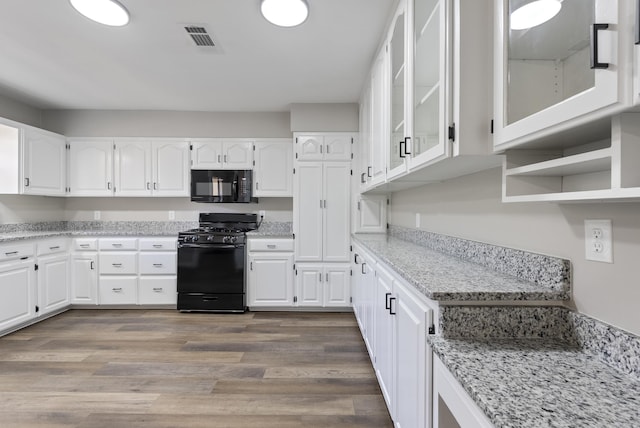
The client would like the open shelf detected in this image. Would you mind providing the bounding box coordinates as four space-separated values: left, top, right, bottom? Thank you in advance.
505 148 611 177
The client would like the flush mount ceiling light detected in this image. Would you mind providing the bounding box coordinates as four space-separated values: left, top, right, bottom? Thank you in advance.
261 0 309 27
69 0 130 27
510 0 561 30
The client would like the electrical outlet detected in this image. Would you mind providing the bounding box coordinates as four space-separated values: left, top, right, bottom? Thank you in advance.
168 211 175 220
415 213 421 228
585 219 613 263
259 210 266 219
94 211 101 220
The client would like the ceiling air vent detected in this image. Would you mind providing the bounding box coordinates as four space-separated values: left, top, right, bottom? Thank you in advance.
185 26 215 47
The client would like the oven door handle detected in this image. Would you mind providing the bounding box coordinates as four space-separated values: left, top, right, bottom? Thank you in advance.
178 243 243 249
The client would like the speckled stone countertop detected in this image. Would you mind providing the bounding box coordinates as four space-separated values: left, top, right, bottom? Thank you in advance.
429 337 640 427
246 222 293 238
352 233 569 301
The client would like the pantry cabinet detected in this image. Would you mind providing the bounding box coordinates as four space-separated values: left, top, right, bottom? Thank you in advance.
493 0 633 150
296 134 352 162
294 263 350 307
191 139 253 169
253 139 293 197
68 140 114 196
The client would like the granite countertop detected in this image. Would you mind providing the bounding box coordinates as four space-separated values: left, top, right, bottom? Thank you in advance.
352 233 569 302
429 337 640 428
0 230 180 243
246 221 293 238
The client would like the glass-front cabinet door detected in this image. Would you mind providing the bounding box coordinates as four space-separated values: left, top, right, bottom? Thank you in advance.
387 0 409 180
409 0 448 169
494 0 630 149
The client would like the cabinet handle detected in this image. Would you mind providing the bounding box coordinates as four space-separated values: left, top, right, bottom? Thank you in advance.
325 273 329 282
107 182 112 190
153 182 158 190
112 287 123 292
389 297 397 315
153 263 163 267
250 261 253 271
152 287 163 292
320 145 323 154
361 263 366 274
80 244 89 248
320 200 323 208
367 166 372 178
218 154 221 163
403 137 411 155
112 263 122 267
636 0 640 44
49 246 60 250
4 251 18 256
152 244 163 248
323 200 327 208
399 140 406 158
361 172 366 183
326 145 330 154
146 182 151 190
24 178 30 187
256 182 259 190
90 261 95 270
224 155 228 163
112 243 122 248
357 201 361 211
385 292 392 310
267 244 276 249
590 23 610 69
354 253 360 264
319 272 322 282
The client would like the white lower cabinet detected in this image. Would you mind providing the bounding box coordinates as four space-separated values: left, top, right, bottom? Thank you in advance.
71 238 98 305
98 245 137 305
247 238 295 308
0 244 36 332
433 355 494 428
36 239 70 316
352 240 436 428
295 263 351 308
138 237 177 305
139 276 177 305
99 276 137 305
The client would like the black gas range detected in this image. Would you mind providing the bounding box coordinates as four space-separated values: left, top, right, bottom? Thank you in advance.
177 213 258 312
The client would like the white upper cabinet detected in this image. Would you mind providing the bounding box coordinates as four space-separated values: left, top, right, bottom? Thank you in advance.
494 0 633 150
152 141 190 196
296 134 352 162
22 128 67 196
114 140 153 196
68 140 114 196
253 139 293 197
191 139 253 169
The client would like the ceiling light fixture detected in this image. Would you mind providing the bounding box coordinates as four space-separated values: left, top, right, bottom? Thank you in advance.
510 0 561 30
69 0 130 27
261 0 309 28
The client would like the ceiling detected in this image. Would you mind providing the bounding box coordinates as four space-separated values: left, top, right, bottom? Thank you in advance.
0 0 395 112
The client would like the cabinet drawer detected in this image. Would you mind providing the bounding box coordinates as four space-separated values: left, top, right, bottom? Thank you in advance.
139 253 176 275
74 238 97 251
248 239 294 252
99 253 137 274
139 276 177 305
139 238 177 251
0 242 35 261
99 238 138 251
37 238 68 256
99 277 137 304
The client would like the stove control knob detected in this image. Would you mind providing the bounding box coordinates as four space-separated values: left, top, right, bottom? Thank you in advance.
222 236 230 244
229 236 238 243
206 235 214 241
192 236 200 243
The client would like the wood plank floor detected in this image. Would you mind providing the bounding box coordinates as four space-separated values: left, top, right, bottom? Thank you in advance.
0 310 393 427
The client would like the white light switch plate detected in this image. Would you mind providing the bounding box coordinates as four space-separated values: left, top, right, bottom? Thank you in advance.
585 219 613 263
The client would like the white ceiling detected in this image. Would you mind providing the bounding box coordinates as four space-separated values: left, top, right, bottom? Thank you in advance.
0 0 395 112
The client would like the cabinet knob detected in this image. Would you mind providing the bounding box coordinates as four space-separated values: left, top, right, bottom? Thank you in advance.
112 287 123 292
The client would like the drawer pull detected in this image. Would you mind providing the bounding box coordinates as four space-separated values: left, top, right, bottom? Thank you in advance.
4 251 18 256
152 287 163 292
153 263 164 267
267 244 276 249
49 246 60 250
79 244 90 248
111 243 123 248
152 244 163 248
112 263 123 267
112 287 123 292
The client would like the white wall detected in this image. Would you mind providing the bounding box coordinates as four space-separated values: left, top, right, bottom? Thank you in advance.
0 93 43 128
389 167 640 336
290 103 359 132
0 195 66 224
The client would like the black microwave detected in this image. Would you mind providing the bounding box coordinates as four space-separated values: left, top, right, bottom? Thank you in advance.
191 170 257 203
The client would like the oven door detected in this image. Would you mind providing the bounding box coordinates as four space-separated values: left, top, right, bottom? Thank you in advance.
190 170 255 203
177 243 246 294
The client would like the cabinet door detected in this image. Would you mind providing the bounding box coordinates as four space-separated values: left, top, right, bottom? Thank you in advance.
37 253 70 316
324 263 351 307
296 135 325 161
395 283 432 428
387 0 409 180
71 254 98 304
374 265 395 416
114 141 152 196
247 253 294 307
0 259 35 332
68 140 114 196
359 88 372 190
99 276 137 305
253 140 293 197
22 128 66 196
295 264 323 306
355 195 387 233
139 276 177 305
494 0 628 148
152 141 190 196
370 51 388 186
191 140 223 169
361 254 376 357
323 163 351 262
293 163 324 261
223 141 253 169
410 0 448 168
323 135 352 161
